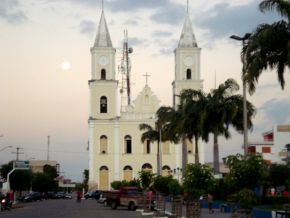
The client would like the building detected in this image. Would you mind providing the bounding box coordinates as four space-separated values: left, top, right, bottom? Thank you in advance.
248 125 290 165
88 5 204 190
29 160 58 174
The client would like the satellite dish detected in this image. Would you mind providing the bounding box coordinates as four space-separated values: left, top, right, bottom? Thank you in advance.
128 48 133 53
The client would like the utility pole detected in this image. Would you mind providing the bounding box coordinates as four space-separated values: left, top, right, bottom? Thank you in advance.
12 147 23 160
47 135 50 161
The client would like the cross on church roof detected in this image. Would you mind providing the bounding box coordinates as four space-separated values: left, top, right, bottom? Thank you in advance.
143 72 150 85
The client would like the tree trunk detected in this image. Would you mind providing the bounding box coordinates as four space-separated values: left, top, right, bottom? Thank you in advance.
157 140 160 176
182 136 187 178
194 136 199 164
213 134 220 174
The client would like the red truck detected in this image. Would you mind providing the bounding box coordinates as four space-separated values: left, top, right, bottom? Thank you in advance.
102 186 144 210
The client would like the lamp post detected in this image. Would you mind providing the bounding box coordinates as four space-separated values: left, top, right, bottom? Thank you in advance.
230 33 251 156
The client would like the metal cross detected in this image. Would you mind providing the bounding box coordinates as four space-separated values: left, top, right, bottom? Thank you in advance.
143 72 150 85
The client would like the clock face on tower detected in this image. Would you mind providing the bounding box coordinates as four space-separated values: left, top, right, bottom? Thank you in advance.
99 56 108 66
183 56 193 67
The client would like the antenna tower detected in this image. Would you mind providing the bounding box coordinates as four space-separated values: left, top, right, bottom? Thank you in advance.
119 30 133 111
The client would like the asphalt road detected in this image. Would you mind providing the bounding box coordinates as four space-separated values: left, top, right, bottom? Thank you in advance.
1 199 146 218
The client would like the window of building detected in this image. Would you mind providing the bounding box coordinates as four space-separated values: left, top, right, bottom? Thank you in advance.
162 141 170 154
146 140 150 154
142 163 152 173
100 135 108 154
100 96 107 113
101 69 106 80
186 139 193 154
262 146 271 153
248 146 256 154
99 166 109 190
161 165 171 177
124 135 132 154
123 165 133 181
186 69 191 79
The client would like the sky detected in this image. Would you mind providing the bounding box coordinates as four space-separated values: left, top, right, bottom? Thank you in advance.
0 0 289 182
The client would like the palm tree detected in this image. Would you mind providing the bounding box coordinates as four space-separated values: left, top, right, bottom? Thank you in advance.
179 89 207 164
243 0 290 94
202 79 255 174
155 106 185 175
139 123 161 175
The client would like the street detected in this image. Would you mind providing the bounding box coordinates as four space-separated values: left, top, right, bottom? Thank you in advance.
0 198 233 218
1 199 145 218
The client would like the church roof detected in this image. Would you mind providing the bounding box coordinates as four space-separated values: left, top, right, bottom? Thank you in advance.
178 13 198 48
121 85 160 119
94 10 113 48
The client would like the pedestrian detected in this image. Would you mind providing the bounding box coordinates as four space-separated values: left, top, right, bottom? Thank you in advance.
207 193 214 213
76 190 82 202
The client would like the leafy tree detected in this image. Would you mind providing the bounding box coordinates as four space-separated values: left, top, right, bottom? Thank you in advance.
138 171 154 191
1 161 33 192
243 0 290 93
225 153 268 190
43 164 58 179
32 172 57 192
183 163 215 199
168 179 182 197
0 161 13 179
111 181 123 190
82 169 89 192
268 164 290 187
153 175 174 195
10 170 33 192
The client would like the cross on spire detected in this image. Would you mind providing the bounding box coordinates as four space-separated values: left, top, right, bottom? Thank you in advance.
143 72 150 85
187 0 189 13
102 0 104 11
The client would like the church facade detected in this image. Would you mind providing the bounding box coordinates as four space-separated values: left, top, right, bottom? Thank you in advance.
88 7 204 190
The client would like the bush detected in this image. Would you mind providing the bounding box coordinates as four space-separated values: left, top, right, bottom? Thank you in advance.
168 179 182 197
153 175 173 195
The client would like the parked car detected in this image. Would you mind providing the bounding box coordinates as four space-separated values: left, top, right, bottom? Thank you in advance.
84 190 101 200
23 192 42 202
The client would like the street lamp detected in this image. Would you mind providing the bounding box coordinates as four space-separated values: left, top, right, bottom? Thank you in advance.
230 33 251 156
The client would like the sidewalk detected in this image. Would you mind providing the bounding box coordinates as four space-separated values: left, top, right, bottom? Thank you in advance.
139 201 232 218
164 202 232 218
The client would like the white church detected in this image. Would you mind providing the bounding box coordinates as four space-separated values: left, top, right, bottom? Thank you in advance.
88 5 204 190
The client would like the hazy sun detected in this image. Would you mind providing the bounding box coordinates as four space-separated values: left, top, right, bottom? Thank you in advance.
61 61 71 70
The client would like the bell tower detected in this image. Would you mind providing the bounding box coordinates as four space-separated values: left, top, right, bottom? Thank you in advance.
172 8 203 107
89 10 118 120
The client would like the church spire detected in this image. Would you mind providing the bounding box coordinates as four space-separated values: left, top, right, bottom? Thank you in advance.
94 9 113 48
178 4 197 48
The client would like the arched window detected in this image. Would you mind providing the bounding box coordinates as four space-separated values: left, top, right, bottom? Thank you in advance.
162 165 171 176
124 135 132 154
99 166 109 190
123 165 133 181
101 69 106 80
186 69 192 79
100 135 108 154
142 163 152 173
100 96 107 113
